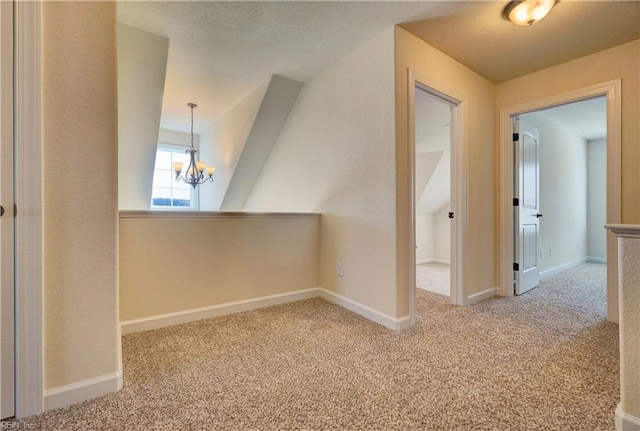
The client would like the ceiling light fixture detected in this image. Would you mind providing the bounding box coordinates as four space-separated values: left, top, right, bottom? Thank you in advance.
172 103 215 188
502 0 557 26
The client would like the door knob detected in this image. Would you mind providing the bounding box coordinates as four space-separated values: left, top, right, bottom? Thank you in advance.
534 213 543 218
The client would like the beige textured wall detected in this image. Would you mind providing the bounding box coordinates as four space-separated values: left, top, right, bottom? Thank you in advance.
244 28 398 317
618 234 640 419
395 27 496 314
119 214 319 320
496 40 639 224
43 2 119 390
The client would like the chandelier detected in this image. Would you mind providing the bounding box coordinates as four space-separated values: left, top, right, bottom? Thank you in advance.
172 103 215 188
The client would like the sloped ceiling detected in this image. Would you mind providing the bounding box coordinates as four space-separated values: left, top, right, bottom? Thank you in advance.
117 1 639 134
415 88 451 215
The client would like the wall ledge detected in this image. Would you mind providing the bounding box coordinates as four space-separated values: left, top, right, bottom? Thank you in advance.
606 224 640 238
119 210 321 219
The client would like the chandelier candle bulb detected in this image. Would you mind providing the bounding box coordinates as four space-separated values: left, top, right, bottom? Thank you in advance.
172 162 183 173
206 166 215 176
196 161 206 172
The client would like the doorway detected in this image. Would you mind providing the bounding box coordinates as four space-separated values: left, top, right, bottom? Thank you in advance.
414 88 453 298
407 69 467 326
499 81 621 322
515 97 607 295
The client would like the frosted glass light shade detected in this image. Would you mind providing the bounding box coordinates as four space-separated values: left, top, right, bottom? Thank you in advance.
502 0 556 26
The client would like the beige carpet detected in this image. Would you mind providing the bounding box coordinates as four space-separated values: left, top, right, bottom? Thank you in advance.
416 262 450 296
20 262 617 430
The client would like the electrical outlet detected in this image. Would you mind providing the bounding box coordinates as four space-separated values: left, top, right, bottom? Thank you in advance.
337 262 344 277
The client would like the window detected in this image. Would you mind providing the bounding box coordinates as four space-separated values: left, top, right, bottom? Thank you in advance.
150 144 197 210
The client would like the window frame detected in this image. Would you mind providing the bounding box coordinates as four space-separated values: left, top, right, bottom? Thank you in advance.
150 142 199 211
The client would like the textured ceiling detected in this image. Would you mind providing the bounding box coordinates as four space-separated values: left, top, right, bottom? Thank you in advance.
401 1 640 84
117 1 639 132
117 1 455 132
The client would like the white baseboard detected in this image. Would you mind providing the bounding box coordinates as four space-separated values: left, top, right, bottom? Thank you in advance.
467 287 498 305
616 403 640 430
44 370 122 411
121 288 320 335
588 256 607 264
318 289 411 331
416 259 450 265
539 257 588 279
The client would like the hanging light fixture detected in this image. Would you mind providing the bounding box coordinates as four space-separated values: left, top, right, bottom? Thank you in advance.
172 103 215 188
502 0 557 26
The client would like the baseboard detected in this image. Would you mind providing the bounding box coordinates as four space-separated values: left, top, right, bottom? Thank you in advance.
467 287 498 305
588 256 607 264
616 403 640 430
121 288 320 335
44 370 122 411
416 259 450 265
318 289 411 331
539 257 588 278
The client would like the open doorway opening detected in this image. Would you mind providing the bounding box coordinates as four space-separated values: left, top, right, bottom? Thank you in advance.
500 80 620 322
414 88 453 298
516 96 607 295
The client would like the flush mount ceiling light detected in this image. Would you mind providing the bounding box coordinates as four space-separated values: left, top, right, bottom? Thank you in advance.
172 103 215 188
502 0 557 26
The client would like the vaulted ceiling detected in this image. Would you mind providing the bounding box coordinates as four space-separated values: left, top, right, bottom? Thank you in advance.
117 1 639 133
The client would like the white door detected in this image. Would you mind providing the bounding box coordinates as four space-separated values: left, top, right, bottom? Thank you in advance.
514 118 541 295
0 0 15 419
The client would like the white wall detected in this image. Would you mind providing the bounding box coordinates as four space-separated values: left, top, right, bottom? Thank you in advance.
415 214 434 264
199 80 268 211
244 28 398 317
587 139 607 260
521 112 588 273
118 24 169 210
158 128 198 149
220 75 303 210
434 205 451 264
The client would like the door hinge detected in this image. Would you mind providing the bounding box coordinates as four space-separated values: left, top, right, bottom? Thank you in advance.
448 212 454 219
513 132 519 142
13 204 17 218
513 262 519 271
513 198 519 206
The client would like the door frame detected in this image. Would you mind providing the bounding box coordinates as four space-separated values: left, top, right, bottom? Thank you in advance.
14 0 43 417
498 80 621 322
407 68 467 326
0 0 15 419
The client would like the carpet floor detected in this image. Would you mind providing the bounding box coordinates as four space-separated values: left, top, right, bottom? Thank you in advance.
416 262 450 296
21 262 618 430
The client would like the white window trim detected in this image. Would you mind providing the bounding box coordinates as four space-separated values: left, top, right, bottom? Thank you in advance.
150 142 199 211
